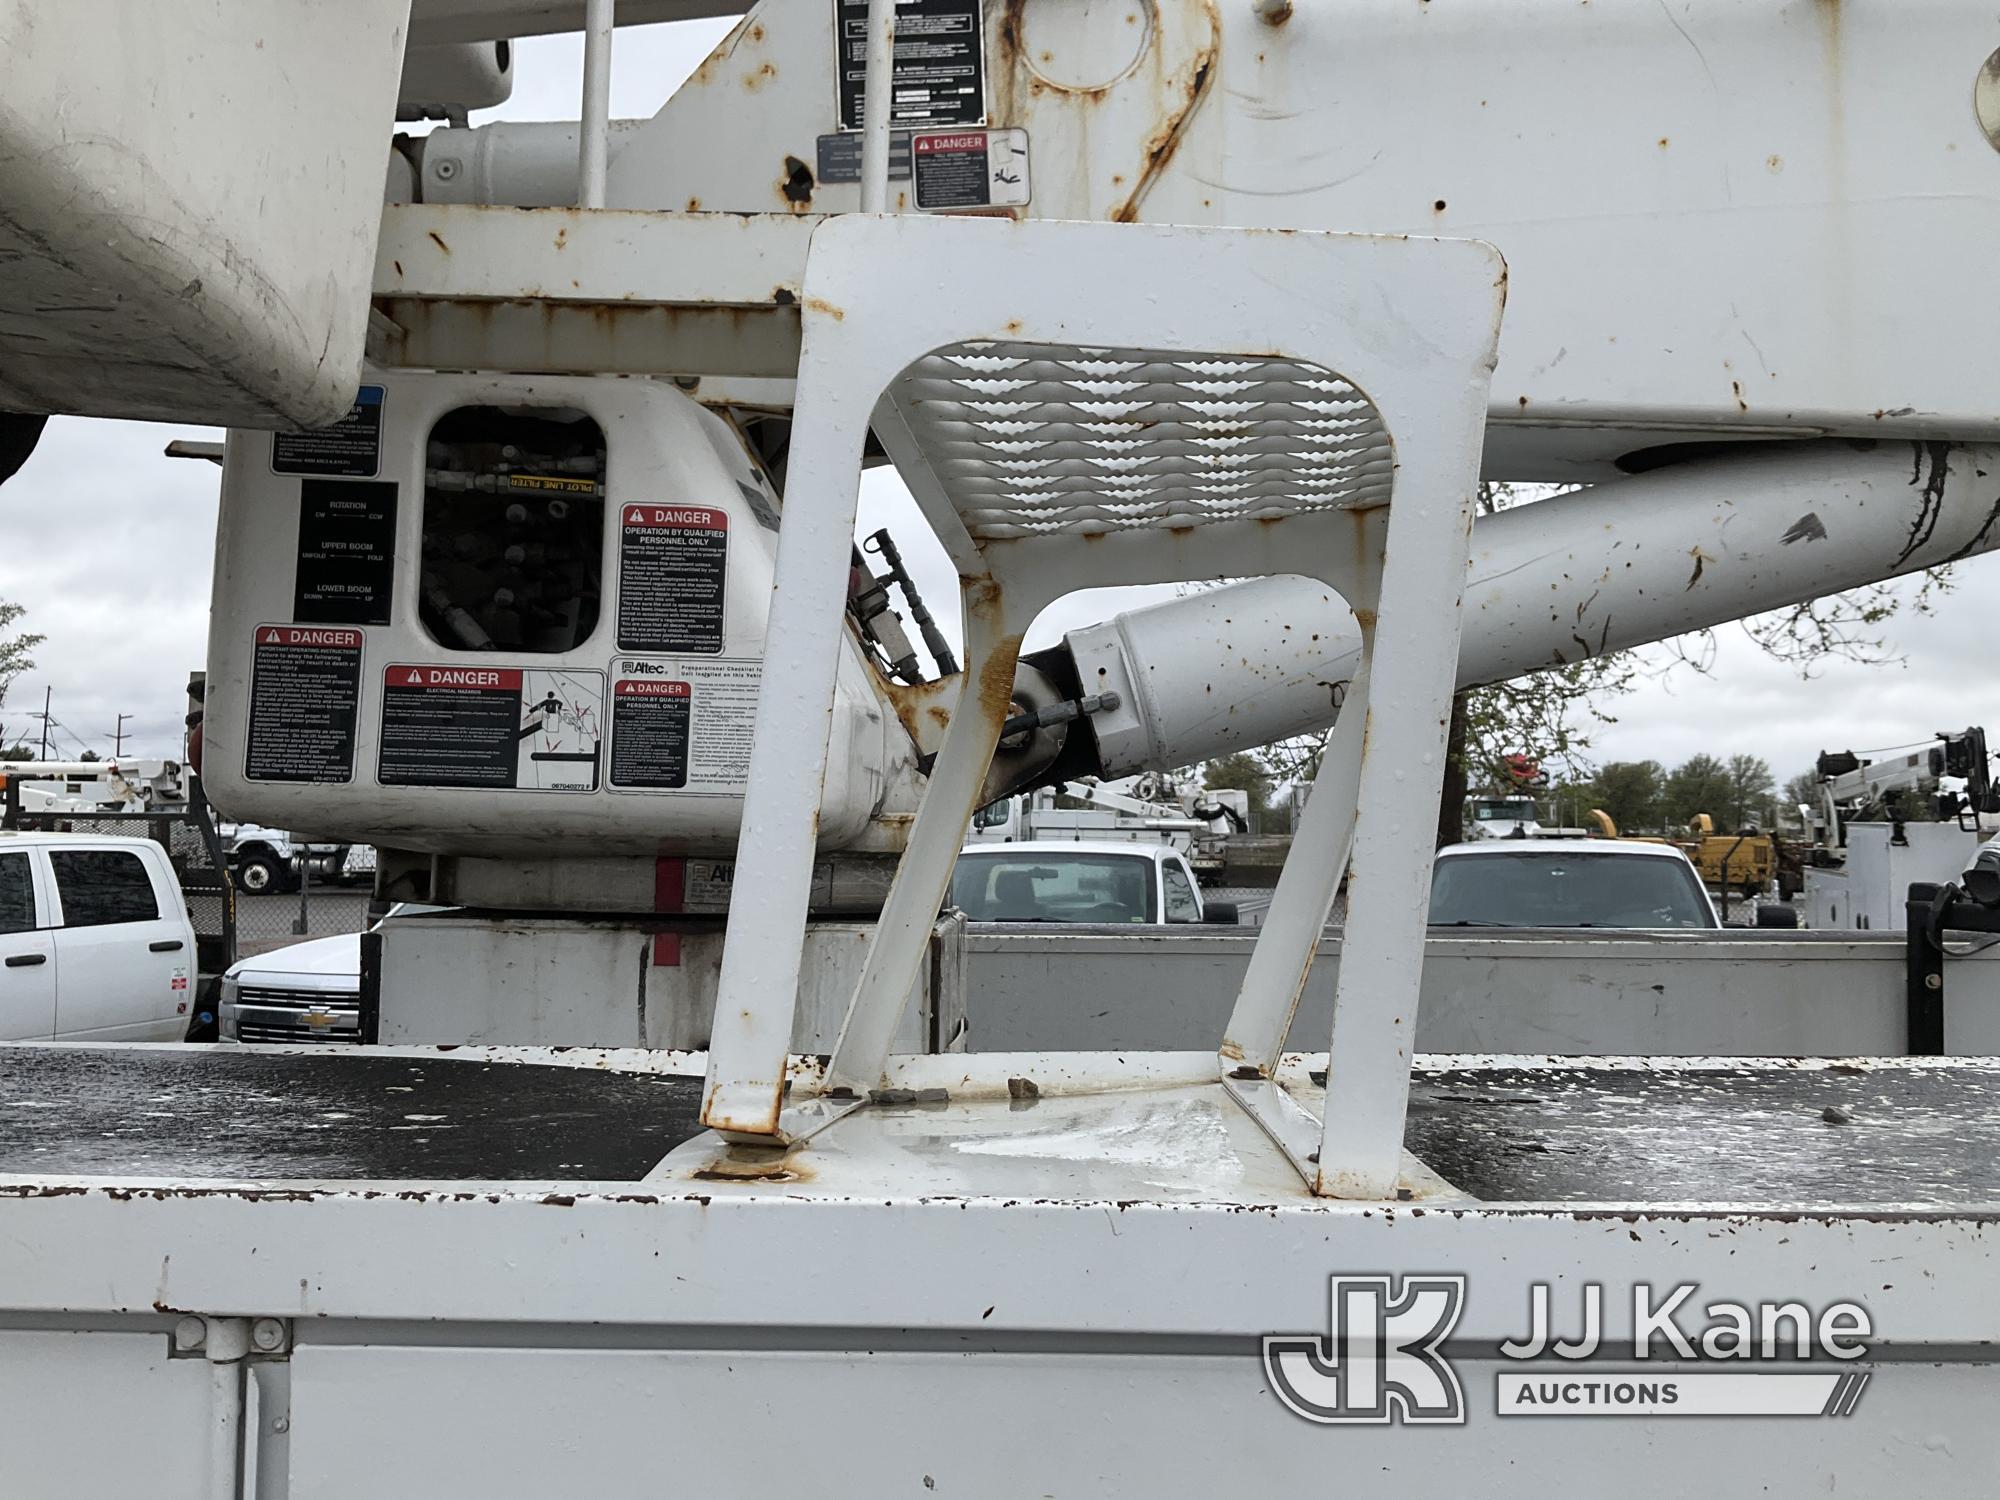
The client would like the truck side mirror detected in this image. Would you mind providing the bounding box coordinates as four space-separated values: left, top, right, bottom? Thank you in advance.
1204 901 1240 925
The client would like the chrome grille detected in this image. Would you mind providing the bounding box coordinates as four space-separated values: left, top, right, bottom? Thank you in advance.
232 984 360 1045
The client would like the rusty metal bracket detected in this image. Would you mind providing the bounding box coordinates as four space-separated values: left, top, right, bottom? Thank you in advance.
370 203 818 379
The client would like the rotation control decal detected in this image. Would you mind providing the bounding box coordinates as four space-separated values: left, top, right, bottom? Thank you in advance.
617 506 727 654
609 658 761 793
244 625 364 784
294 478 397 626
378 666 604 792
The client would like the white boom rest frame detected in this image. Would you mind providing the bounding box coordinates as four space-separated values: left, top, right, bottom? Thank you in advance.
702 214 1504 1197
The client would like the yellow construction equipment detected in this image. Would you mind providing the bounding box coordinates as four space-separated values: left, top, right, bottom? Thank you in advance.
1590 810 1775 894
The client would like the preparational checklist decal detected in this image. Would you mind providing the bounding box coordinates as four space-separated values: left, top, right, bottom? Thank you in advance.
608 657 761 794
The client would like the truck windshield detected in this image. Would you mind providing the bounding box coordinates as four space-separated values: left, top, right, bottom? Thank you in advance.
1473 799 1538 822
1430 851 1715 929
951 852 1156 924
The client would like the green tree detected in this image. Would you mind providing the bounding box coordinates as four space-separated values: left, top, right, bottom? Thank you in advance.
1588 760 1664 834
0 600 41 718
0 745 30 762
1663 754 1734 827
1199 752 1271 814
1722 753 1775 830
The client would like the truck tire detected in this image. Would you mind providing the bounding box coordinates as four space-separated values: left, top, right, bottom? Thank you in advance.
233 848 287 895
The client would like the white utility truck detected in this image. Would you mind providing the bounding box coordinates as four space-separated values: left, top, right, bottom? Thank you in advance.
1801 726 2000 929
967 773 1247 869
951 839 1229 926
0 759 187 816
1462 793 1545 841
0 831 200 1042
7 4 2000 1495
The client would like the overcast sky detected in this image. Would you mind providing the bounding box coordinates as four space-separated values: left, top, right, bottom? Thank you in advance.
3 17 1995 788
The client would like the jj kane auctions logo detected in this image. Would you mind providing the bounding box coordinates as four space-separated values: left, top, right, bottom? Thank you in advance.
1265 1276 1873 1424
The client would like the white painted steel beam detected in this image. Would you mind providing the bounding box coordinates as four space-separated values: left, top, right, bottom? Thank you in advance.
369 202 817 377
407 0 746 45
577 0 615 208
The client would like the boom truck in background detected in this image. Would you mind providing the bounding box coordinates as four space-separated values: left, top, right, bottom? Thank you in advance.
1801 726 2000 930
8 3 2000 1493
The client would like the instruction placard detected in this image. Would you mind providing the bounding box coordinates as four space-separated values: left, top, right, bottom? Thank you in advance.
815 130 914 184
609 679 692 789
294 480 397 625
913 128 1029 211
608 657 761 793
379 666 603 792
272 385 385 478
835 0 985 132
245 625 363 784
617 505 728 654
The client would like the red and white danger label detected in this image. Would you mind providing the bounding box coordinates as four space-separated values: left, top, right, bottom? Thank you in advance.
258 625 363 650
622 506 727 531
388 665 523 691
615 679 694 699
245 622 364 784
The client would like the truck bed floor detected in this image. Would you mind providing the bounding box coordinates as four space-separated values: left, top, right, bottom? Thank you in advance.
0 1047 705 1180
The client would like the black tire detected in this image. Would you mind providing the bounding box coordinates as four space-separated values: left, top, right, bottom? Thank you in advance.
233 849 287 895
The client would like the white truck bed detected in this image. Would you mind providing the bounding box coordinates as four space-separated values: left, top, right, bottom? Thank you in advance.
1 1044 1996 1496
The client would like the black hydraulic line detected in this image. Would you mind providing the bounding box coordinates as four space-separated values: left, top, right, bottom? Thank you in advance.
864 529 958 677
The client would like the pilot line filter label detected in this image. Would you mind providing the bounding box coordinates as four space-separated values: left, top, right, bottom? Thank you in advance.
617 505 727 654
379 666 604 792
245 626 363 784
609 658 761 793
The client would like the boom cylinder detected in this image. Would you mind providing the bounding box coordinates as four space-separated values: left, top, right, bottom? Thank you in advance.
1062 442 2000 779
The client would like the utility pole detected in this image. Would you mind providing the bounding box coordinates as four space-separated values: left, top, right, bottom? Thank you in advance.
112 713 132 756
35 687 50 761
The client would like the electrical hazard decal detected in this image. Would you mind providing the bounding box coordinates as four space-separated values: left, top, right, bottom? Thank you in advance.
245 625 364 784
618 505 727 654
378 665 604 792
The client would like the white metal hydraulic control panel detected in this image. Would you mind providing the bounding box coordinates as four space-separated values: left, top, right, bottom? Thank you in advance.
202 373 907 859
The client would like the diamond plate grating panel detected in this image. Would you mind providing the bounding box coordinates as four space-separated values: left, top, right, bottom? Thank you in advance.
892 342 1395 540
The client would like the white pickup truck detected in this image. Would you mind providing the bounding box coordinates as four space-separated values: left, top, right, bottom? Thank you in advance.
0 832 201 1042
951 840 1237 925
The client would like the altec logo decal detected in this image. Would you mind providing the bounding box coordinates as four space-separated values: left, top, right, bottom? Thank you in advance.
1265 1277 1873 1425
